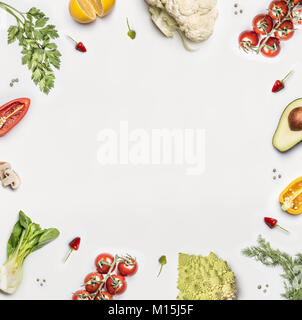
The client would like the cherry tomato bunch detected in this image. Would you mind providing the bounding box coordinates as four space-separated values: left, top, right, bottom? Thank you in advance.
239 0 302 57
72 253 138 300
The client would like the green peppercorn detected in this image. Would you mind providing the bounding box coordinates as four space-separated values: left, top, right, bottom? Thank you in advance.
127 18 136 40
158 255 167 277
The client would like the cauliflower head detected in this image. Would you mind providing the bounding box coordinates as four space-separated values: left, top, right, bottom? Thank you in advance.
145 0 218 43
177 252 237 300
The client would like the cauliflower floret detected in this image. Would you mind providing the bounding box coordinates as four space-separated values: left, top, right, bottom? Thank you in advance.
149 6 178 37
145 0 219 44
146 0 167 8
177 253 237 300
171 7 218 42
165 0 216 17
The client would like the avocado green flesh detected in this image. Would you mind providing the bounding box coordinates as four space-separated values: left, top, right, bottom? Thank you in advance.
273 98 302 152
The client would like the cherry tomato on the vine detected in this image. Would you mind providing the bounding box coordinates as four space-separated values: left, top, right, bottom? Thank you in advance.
253 14 274 35
72 290 91 300
269 0 289 20
106 274 127 295
118 257 138 277
84 272 104 293
287 0 302 5
260 37 281 57
95 253 116 274
238 30 259 52
291 6 302 24
95 291 113 300
274 20 294 40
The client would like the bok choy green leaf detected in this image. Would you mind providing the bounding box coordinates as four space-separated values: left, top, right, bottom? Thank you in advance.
0 211 60 294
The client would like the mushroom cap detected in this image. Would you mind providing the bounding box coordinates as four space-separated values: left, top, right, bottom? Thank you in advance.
1 168 21 190
0 162 11 180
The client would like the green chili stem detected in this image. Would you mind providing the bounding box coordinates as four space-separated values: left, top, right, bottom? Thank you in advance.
281 70 293 83
67 35 77 44
64 248 74 263
277 224 290 233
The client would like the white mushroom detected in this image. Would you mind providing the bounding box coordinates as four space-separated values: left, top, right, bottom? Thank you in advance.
0 162 11 180
0 162 21 190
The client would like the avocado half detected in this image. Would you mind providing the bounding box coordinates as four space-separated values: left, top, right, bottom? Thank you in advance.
273 98 302 152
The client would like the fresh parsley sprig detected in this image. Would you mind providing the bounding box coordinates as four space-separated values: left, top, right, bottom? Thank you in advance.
243 236 302 300
0 2 61 94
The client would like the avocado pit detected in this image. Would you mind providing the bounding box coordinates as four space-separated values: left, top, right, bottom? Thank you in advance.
288 107 302 131
273 98 302 152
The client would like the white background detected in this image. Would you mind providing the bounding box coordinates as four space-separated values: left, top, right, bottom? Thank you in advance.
1 0 302 300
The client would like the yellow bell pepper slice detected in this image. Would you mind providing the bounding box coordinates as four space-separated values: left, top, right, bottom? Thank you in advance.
280 176 302 215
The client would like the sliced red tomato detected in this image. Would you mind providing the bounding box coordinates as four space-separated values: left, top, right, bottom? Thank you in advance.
95 291 113 300
274 20 294 40
260 37 281 57
0 98 30 136
118 257 138 277
238 30 259 52
84 272 104 293
72 290 91 300
253 14 274 35
269 0 289 20
106 274 127 295
291 6 302 24
95 253 116 274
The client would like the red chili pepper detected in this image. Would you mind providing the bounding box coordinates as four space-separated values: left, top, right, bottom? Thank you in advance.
272 70 293 93
65 237 81 263
264 217 289 232
67 35 87 52
0 98 30 136
75 42 87 52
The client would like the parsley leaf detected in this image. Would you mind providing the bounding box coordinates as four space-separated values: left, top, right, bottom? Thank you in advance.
1 2 61 94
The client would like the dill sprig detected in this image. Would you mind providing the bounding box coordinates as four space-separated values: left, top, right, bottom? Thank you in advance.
0 2 61 94
242 235 302 300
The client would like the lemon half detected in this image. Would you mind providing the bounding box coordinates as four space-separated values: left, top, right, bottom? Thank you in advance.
99 0 116 17
89 0 103 16
69 0 97 24
69 0 115 23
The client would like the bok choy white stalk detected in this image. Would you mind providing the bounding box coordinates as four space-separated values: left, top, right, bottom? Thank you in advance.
0 211 60 294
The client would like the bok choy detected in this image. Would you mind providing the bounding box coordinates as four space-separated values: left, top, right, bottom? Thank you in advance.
0 211 59 294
